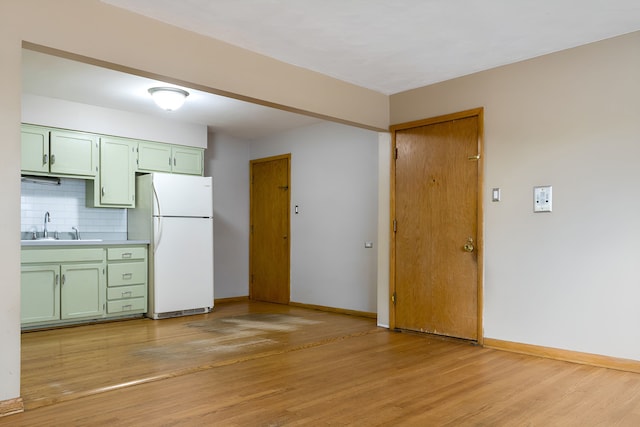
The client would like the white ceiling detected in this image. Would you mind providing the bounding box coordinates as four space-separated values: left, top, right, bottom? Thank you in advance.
102 0 640 94
23 1 640 139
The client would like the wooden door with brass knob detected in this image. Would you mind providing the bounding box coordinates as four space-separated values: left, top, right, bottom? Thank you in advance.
391 109 483 341
250 154 291 304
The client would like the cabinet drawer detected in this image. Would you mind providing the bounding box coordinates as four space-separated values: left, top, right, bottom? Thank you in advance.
22 248 104 264
107 297 146 314
107 247 146 261
107 284 146 300
107 262 146 286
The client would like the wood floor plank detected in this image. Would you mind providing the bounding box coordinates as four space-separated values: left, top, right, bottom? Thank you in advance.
3 301 640 425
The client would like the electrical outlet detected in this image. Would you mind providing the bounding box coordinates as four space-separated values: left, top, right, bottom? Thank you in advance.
534 186 552 212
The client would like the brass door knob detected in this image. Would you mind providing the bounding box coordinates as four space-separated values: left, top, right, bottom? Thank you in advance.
463 237 475 253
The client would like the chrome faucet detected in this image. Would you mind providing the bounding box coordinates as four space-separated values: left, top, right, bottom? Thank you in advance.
72 226 80 240
43 211 50 238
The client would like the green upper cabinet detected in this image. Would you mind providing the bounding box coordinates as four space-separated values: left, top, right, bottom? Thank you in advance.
21 125 49 174
137 141 172 173
137 141 203 175
88 137 136 208
171 145 203 175
21 125 98 178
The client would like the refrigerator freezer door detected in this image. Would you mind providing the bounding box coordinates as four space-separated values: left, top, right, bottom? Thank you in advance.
152 173 213 218
152 216 214 314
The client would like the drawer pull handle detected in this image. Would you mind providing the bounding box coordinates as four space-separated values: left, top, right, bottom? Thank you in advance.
122 304 132 311
122 272 133 280
122 291 133 297
121 252 132 259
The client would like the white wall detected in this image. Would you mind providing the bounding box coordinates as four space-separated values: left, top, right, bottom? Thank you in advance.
391 32 640 361
250 122 379 313
22 94 207 148
205 132 250 299
0 23 22 403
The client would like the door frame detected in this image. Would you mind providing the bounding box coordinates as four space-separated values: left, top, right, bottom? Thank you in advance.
249 153 292 303
389 108 484 343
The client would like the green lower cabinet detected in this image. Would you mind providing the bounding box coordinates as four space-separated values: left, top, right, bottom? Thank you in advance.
105 246 148 317
21 246 147 328
21 265 60 324
21 247 107 328
60 263 105 320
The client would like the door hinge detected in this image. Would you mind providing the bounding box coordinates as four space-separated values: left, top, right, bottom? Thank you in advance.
394 147 398 160
393 219 397 233
392 292 397 305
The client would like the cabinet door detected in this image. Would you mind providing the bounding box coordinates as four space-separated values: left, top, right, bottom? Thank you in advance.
137 141 172 172
60 262 105 320
21 265 60 324
171 146 203 175
21 125 50 174
50 130 98 177
98 137 136 207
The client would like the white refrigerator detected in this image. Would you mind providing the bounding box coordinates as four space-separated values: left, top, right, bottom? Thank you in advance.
128 173 214 319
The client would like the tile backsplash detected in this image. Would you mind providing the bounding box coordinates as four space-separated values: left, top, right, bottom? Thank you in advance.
21 178 127 239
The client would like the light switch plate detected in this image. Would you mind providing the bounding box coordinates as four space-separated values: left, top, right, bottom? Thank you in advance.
534 186 552 212
492 188 501 202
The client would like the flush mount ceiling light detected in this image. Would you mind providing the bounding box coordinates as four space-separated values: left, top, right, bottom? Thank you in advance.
148 87 189 111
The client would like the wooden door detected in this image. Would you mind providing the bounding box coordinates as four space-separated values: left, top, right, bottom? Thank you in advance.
391 109 483 341
250 154 291 304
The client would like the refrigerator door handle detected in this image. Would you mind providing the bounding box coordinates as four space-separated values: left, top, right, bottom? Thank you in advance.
152 181 162 217
152 181 164 252
154 216 163 251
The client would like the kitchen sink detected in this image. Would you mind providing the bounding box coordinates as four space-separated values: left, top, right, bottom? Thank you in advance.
21 239 103 243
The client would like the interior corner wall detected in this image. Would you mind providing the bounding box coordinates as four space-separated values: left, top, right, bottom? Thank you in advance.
205 132 250 299
390 31 640 361
249 122 379 313
0 22 22 402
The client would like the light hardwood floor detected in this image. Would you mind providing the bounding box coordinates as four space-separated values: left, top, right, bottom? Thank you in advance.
3 301 640 426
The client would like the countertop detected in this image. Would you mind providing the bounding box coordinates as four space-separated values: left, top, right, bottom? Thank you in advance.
21 239 150 247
